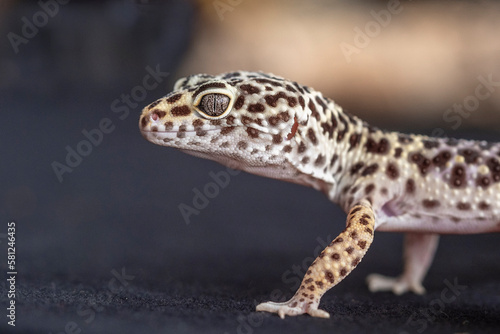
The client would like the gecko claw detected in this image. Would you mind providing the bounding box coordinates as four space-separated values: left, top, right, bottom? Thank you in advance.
256 299 330 319
366 273 426 295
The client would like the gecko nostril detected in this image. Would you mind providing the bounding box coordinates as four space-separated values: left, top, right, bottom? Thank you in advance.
150 110 166 122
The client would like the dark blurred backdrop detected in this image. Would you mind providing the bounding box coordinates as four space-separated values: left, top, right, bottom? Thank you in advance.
0 1 499 333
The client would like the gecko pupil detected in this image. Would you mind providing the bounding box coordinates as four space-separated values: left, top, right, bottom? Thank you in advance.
198 93 230 117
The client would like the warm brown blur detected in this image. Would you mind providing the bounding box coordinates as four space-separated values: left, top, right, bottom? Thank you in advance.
180 0 500 132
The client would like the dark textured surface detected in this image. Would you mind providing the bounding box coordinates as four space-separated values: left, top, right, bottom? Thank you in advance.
1 2 500 334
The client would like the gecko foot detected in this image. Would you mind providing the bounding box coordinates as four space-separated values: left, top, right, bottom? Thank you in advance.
366 273 426 295
256 298 330 319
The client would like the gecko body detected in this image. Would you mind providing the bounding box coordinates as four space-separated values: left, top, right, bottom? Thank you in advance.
139 71 500 318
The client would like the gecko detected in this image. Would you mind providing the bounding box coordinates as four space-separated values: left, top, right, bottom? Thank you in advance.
139 71 500 319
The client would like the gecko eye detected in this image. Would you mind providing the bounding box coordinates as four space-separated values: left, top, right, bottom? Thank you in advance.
195 93 231 119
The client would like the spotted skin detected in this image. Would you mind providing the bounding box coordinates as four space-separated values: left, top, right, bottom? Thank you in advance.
139 71 500 318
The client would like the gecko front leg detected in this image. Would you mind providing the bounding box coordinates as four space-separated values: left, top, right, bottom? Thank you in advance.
256 200 376 318
367 232 439 295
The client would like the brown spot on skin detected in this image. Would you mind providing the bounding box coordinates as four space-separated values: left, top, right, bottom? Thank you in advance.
345 247 354 254
365 138 390 154
432 151 452 168
331 237 344 245
241 116 253 125
141 116 148 128
247 103 265 113
298 96 305 109
151 126 158 132
410 153 432 175
166 93 182 103
239 84 260 94
255 78 282 87
386 163 399 179
477 176 491 188
406 179 416 194
164 121 173 130
283 145 292 153
316 281 323 288
350 207 362 215
350 231 358 239
458 148 481 164
307 128 318 145
268 134 281 145
177 125 186 138
264 92 297 108
325 271 335 283
362 163 379 176
237 141 248 150
315 96 328 111
299 298 304 302
423 139 440 149
479 201 490 210
304 278 313 284
234 95 245 110
315 154 326 166
308 285 315 291
225 115 235 125
350 162 365 175
457 202 471 210
365 227 373 235
196 129 207 136
398 134 413 144
340 269 347 276
302 157 310 164
290 301 298 308
330 154 338 167
298 141 307 154
349 133 361 151
423 199 440 209
365 184 375 195
308 100 319 121
246 127 259 138
306 270 312 275
192 119 204 128
352 257 361 266
220 127 235 135
285 84 297 93
358 240 367 249
332 253 340 260
450 165 466 188
359 218 369 225
278 112 291 122
394 147 403 158
268 116 279 126
320 122 335 140
210 119 222 126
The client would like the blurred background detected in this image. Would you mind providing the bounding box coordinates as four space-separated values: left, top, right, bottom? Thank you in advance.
0 1 499 333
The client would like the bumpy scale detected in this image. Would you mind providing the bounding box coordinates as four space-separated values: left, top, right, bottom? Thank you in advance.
139 71 500 318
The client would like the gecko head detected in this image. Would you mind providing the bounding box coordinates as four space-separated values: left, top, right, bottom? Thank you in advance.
139 71 310 173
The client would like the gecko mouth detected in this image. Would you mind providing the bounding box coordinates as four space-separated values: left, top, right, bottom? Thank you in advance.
140 127 223 139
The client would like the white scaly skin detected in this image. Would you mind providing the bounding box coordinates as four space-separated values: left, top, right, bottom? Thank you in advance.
139 71 500 318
